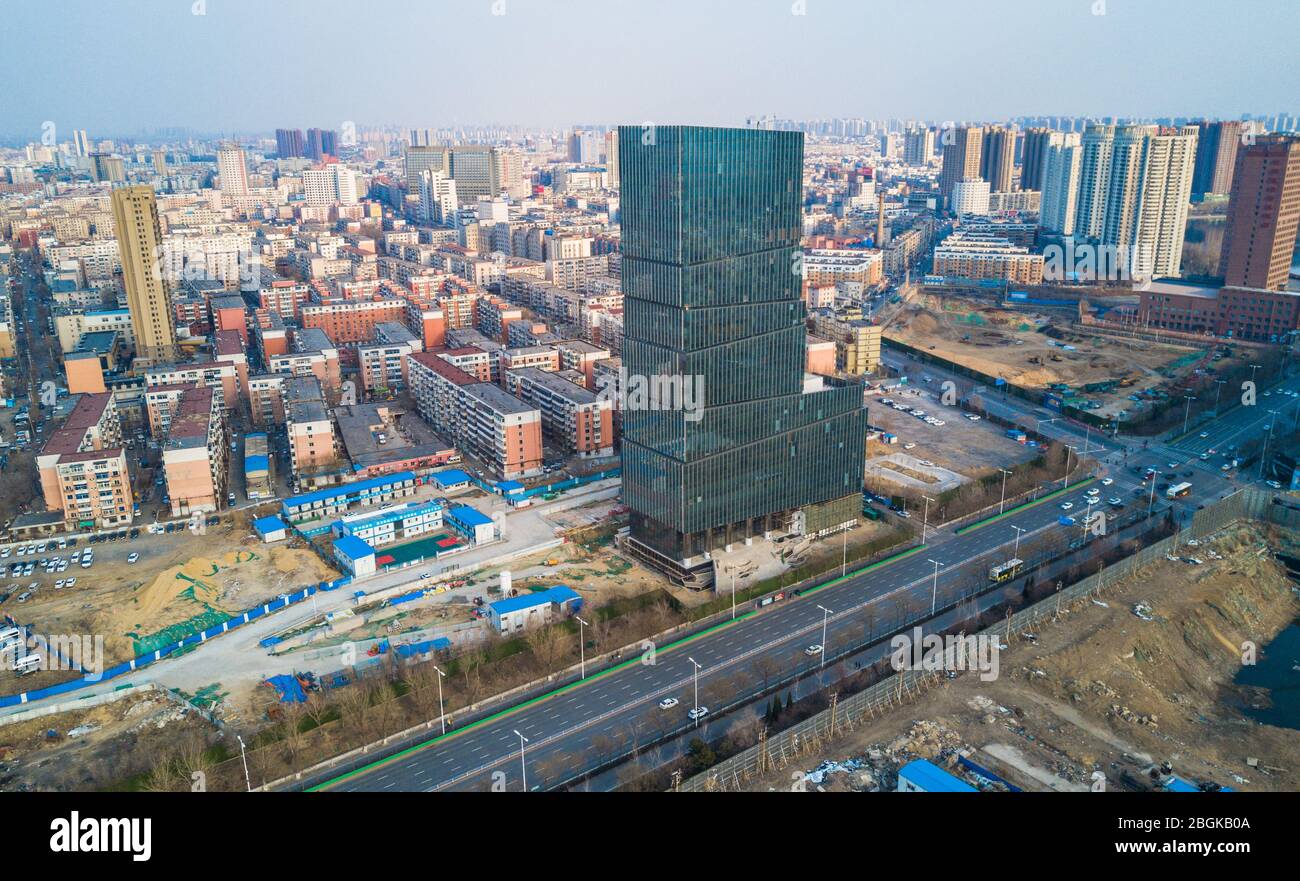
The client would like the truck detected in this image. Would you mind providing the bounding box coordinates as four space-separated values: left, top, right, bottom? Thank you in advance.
1166 482 1192 500
1006 428 1027 443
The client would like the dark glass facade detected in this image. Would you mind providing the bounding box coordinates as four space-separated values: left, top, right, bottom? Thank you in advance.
619 125 867 569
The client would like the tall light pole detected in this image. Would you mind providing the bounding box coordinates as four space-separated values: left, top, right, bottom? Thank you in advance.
1011 525 1026 560
1062 445 1076 490
998 468 1012 514
1147 472 1158 517
687 657 703 724
927 558 944 616
432 664 447 735
1213 379 1226 417
730 569 736 620
1259 410 1278 480
1181 395 1196 436
575 616 589 679
840 524 848 577
1250 363 1261 386
816 604 832 669
236 734 251 792
921 495 933 543
513 729 529 792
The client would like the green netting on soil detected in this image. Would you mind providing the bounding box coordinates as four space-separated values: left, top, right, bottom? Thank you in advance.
129 607 230 655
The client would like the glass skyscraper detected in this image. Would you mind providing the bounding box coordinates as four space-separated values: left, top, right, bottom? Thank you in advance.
619 125 867 582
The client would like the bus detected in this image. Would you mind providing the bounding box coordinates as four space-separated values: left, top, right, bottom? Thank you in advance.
989 558 1025 583
1166 482 1192 500
11 653 41 674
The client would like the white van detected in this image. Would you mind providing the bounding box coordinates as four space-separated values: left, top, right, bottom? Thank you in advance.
0 626 21 643
12 653 42 674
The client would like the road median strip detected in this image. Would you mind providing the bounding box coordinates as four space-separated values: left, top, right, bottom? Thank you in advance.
955 477 1097 536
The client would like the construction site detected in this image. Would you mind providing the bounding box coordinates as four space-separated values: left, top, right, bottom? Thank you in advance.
884 291 1219 422
737 522 1300 793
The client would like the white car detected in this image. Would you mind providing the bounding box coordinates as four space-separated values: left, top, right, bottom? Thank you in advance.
1060 502 1074 511
804 644 824 656
918 460 936 467
1199 432 1210 439
903 442 916 450
55 579 65 590
0 549 9 559
64 577 76 588
127 553 140 564
657 697 679 710
932 420 945 427
687 706 710 721
1100 478 1113 486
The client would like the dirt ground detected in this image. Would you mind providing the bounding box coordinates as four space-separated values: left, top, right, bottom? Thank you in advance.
743 524 1300 793
885 293 1203 419
1 523 339 694
867 387 1040 477
0 689 219 791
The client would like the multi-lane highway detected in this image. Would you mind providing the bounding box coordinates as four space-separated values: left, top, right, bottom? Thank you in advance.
314 432 1224 791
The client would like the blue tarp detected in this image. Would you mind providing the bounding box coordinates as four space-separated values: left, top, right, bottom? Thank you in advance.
395 637 452 658
266 674 307 703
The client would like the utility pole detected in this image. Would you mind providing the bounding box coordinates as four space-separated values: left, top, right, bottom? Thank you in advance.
576 616 589 679
921 495 933 543
1012 525 1026 559
432 664 447 735
1182 395 1196 436
816 604 832 669
513 729 529 792
998 468 1012 514
688 657 703 724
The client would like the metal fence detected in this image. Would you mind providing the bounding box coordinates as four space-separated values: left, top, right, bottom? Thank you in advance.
677 489 1283 791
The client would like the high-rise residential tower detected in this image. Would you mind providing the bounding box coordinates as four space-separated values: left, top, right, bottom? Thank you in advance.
111 185 178 363
1020 127 1055 193
1219 134 1300 291
904 127 935 165
1039 132 1082 235
980 125 1017 192
216 145 249 195
939 126 983 202
619 125 867 584
1192 120 1243 197
275 128 306 158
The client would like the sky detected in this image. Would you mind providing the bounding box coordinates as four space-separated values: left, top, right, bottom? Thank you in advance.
2 0 1298 140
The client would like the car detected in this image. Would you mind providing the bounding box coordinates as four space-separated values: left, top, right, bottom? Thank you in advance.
228 492 236 504
0 549 8 560
54 579 64 590
1263 424 1272 432
1221 464 1232 472
81 559 92 569
1107 497 1124 506
903 442 916 450
56 561 67 572
918 460 935 467
932 420 945 427
1266 480 1283 489
1059 502 1074 511
1200 432 1210 439
657 697 679 710
16 591 30 603
687 706 710 721
1199 453 1209 460
1167 462 1178 470
127 553 139 564
1101 478 1113 486
64 577 76 588
129 528 140 539
804 644 824 656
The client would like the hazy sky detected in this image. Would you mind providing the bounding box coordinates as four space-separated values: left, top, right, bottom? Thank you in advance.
3 0 1298 139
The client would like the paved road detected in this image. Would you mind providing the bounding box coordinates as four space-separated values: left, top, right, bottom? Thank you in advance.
319 450 1212 791
315 364 1300 793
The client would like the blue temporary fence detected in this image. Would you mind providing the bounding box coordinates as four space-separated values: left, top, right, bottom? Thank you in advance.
0 574 354 709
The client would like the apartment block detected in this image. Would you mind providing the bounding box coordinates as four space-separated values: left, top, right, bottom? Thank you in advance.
162 385 228 517
504 367 615 457
36 392 134 529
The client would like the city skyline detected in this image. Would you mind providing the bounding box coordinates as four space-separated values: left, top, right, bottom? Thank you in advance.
3 0 1298 139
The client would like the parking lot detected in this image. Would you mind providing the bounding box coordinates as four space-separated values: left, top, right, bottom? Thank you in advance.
868 384 1041 476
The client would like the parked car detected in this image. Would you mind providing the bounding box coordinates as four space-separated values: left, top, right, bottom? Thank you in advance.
657 697 679 710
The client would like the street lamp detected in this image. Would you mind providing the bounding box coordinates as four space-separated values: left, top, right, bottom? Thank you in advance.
730 568 737 620
513 729 530 792
1062 445 1076 490
927 558 945 616
432 664 447 735
998 468 1012 514
1182 395 1196 436
575 616 589 679
816 604 832 669
687 657 703 725
921 495 933 544
236 734 251 793
1011 525 1026 559
1259 410 1278 480
1213 379 1226 417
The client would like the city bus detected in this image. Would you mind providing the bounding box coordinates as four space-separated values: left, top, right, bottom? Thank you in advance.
1166 482 1193 500
988 558 1025 583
